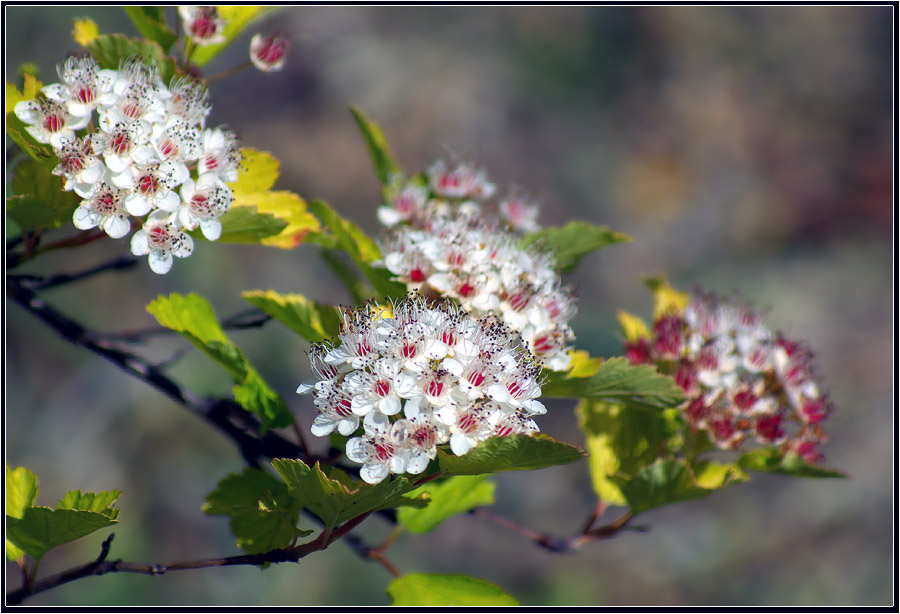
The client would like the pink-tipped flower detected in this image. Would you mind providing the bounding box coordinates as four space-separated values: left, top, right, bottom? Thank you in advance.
179 6 227 46
250 33 289 73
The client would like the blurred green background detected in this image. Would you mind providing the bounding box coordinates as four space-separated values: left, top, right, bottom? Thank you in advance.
5 5 893 607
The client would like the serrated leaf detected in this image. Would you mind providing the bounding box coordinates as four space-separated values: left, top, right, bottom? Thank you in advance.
242 290 340 342
644 275 689 319
6 466 38 562
612 458 746 516
204 469 304 554
520 221 631 273
737 448 846 479
6 507 117 562
215 205 288 244
577 400 679 506
271 459 426 529
231 148 280 197
72 17 100 46
543 357 685 410
308 199 406 300
398 475 495 534
388 574 519 606
7 158 80 231
350 105 400 187
567 350 603 378
436 434 584 476
247 191 321 249
618 310 651 342
147 293 292 429
57 490 120 521
123 7 176 51
86 34 178 85
188 6 268 67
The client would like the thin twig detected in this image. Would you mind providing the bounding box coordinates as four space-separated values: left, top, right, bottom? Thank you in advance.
205 60 253 84
10 256 138 291
97 308 271 344
473 508 636 553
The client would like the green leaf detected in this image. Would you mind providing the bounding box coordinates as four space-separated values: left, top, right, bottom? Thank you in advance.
123 7 177 51
436 434 584 476
215 205 289 244
6 507 117 562
350 105 401 187
577 400 680 506
6 466 38 561
737 448 846 479
611 458 747 516
308 199 406 300
242 290 340 343
231 148 280 196
543 357 685 410
398 475 495 534
203 469 306 554
57 490 120 520
86 34 178 84
271 459 426 529
520 221 631 273
188 6 269 67
7 158 80 231
387 574 519 606
147 293 292 429
5 79 57 170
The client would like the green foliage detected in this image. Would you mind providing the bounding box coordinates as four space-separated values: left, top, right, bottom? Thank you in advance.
577 400 681 506
6 76 57 171
242 290 341 343
86 34 178 84
308 199 406 300
57 490 121 520
611 458 747 516
7 158 80 232
436 434 584 476
216 205 288 244
204 469 307 554
398 475 495 534
543 357 686 410
6 466 38 560
146 293 292 429
738 448 846 479
350 105 401 188
387 574 519 606
189 6 269 67
271 459 427 529
123 7 177 51
521 221 632 272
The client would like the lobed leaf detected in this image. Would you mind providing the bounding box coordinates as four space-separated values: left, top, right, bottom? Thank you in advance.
350 105 401 187
398 475 495 534
737 448 847 479
436 434 584 476
189 6 269 67
242 290 340 343
6 507 117 562
123 7 177 51
215 205 288 244
387 574 519 606
57 490 121 521
6 466 38 561
271 459 426 529
147 293 292 429
7 159 80 231
520 221 631 273
543 356 686 410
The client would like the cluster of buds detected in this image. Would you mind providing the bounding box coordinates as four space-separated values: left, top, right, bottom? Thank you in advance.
180 6 290 73
376 161 576 371
625 293 832 463
14 55 242 274
297 297 546 484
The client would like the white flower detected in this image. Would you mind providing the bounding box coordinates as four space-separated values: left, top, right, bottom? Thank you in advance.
151 118 202 167
346 413 408 485
164 75 211 126
52 135 106 194
179 6 227 46
177 173 233 240
250 33 289 73
95 108 155 174
130 210 194 274
112 160 190 216
197 128 242 182
73 181 131 238
102 58 165 126
499 197 541 233
13 98 89 149
44 56 117 122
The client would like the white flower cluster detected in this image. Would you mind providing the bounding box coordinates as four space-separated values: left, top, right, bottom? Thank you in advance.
376 161 576 371
297 298 546 484
627 293 831 463
14 55 241 274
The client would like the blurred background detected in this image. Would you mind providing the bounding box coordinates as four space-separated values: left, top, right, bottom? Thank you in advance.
5 5 893 607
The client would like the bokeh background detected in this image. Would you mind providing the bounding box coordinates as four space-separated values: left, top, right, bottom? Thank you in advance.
5 5 894 607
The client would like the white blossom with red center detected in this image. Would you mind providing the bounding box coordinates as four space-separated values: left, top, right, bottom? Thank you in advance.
197 128 242 182
13 97 90 149
43 56 117 124
73 181 131 238
163 76 211 126
111 160 190 216
298 298 547 484
250 33 289 73
96 108 155 174
179 6 227 46
176 173 233 240
625 292 833 463
130 210 195 274
52 135 106 195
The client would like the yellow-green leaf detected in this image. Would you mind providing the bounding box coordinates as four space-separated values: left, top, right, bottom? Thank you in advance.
6 507 117 562
350 105 401 187
567 350 603 378
72 17 99 46
231 148 280 197
618 310 651 342
398 475 495 534
388 574 519 606
242 290 340 342
6 466 38 562
644 275 690 319
246 191 321 249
